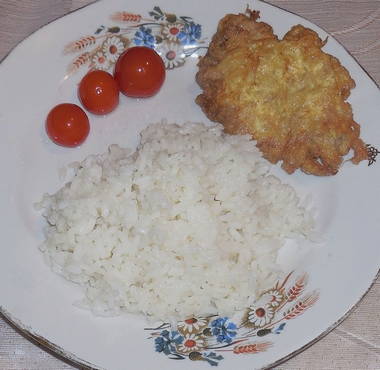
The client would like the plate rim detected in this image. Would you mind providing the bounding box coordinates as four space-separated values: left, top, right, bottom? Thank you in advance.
1 272 378 370
0 0 379 369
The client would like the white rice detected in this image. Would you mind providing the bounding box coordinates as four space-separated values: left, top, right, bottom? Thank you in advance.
37 122 314 320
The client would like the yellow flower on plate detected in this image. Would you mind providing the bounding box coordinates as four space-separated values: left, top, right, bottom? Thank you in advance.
176 333 206 354
102 36 125 63
91 51 110 70
162 23 183 41
177 317 209 334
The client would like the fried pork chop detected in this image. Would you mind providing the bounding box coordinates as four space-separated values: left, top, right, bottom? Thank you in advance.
196 10 368 175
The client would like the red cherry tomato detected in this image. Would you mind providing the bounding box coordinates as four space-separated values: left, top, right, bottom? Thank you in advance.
46 103 90 147
114 46 166 98
78 70 119 115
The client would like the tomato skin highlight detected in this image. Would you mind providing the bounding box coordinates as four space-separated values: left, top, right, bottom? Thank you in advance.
114 46 166 98
46 103 90 147
78 70 119 115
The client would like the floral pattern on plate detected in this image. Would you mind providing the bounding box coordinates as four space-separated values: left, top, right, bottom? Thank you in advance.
63 6 206 75
145 272 319 366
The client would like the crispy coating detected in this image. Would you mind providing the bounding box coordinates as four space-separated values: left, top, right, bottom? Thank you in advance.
196 11 368 175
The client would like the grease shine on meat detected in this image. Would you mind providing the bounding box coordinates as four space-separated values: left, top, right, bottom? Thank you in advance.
196 10 368 176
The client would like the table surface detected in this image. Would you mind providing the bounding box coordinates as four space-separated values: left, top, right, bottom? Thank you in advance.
0 0 379 369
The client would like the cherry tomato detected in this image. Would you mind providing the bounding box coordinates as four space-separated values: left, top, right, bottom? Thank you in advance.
46 103 90 147
78 70 119 115
114 46 166 98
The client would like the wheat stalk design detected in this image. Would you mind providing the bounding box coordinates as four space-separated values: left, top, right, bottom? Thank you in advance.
110 12 144 23
233 341 272 354
67 52 91 74
64 36 97 54
286 273 308 302
283 291 319 320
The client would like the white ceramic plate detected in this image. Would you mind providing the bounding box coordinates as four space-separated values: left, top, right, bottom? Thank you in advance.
0 0 379 369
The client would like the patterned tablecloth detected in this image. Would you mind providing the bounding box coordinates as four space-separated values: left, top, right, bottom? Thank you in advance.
0 0 379 369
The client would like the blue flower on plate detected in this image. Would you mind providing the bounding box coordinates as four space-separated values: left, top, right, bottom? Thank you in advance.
178 22 202 45
202 352 224 366
210 317 237 344
154 330 184 355
134 26 155 48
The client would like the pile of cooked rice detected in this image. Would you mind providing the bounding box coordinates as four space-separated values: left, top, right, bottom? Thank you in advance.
37 122 314 320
